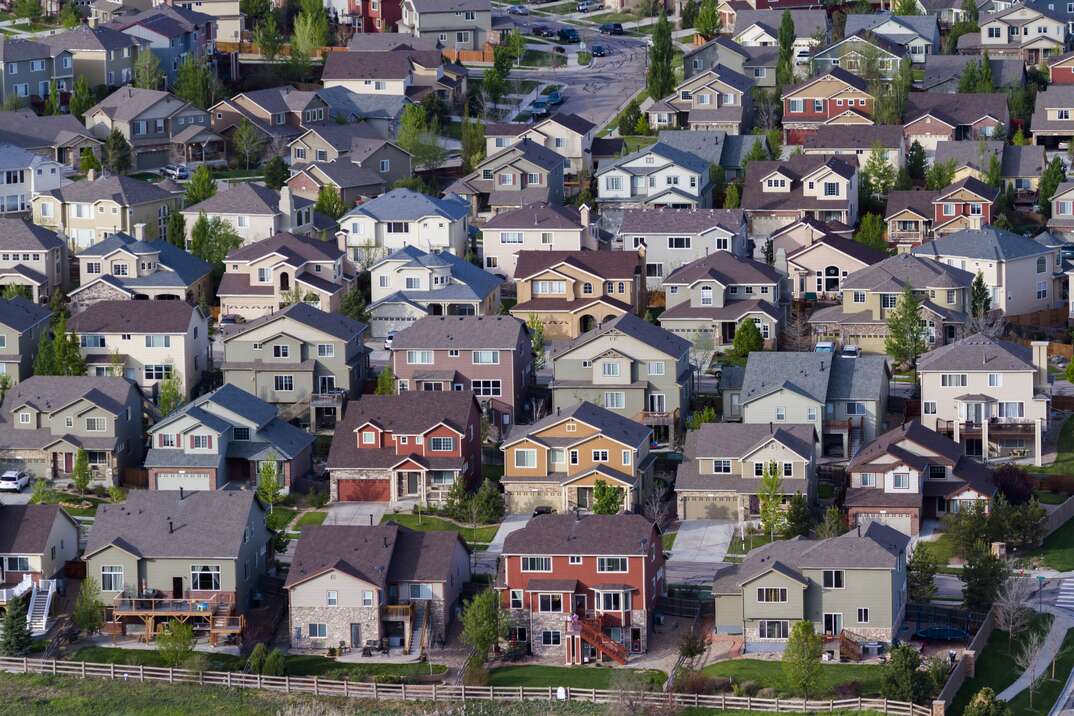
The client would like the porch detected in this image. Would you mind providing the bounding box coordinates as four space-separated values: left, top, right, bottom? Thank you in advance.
310 388 346 432
171 125 227 165
107 592 243 646
822 416 865 460
390 466 459 505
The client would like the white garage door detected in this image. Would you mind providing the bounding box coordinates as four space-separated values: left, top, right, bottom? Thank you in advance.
506 488 559 514
858 512 913 535
156 472 213 491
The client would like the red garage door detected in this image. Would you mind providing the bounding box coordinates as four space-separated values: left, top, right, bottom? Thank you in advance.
337 478 390 501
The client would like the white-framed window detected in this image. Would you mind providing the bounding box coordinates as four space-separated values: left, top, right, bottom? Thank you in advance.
327 590 338 606
988 373 1002 387
759 620 789 639
601 361 620 377
537 593 562 612
472 350 500 364
101 565 123 592
407 350 433 364
822 570 844 589
923 402 937 415
85 417 106 432
430 436 454 452
308 623 327 638
521 556 552 572
775 406 785 421
515 449 537 468
274 375 294 391
893 473 910 489
757 588 788 602
190 564 221 591
603 391 625 409
845 402 865 416
941 373 967 387
622 450 632 465
648 361 665 376
597 557 628 572
591 449 609 462
713 459 731 473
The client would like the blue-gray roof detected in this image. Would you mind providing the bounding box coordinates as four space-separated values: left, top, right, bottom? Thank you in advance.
224 301 367 342
551 312 690 360
76 232 210 287
372 246 502 305
317 86 407 122
742 352 833 404
596 139 711 177
343 188 469 223
720 135 767 170
0 296 50 332
844 12 939 46
912 226 1052 262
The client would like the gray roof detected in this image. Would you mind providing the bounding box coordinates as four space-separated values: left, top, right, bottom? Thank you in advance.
618 207 744 235
657 129 728 166
316 86 408 123
482 202 582 231
346 32 441 52
4 375 133 415
0 218 65 251
1001 144 1045 178
184 181 287 215
734 8 827 38
664 251 782 286
718 364 745 391
803 124 905 150
905 92 1010 127
917 333 1036 371
501 512 656 556
741 352 833 404
842 253 974 292
503 401 651 448
223 301 367 342
86 490 264 560
688 422 814 459
298 160 384 190
912 226 1051 262
370 245 501 303
106 4 215 34
720 134 767 170
597 137 713 178
409 0 488 12
0 110 97 151
934 140 1003 173
920 54 1024 91
47 175 176 206
322 49 444 81
827 355 889 401
0 38 56 62
392 315 525 350
344 188 468 222
41 25 138 52
844 12 938 45
68 300 196 334
75 232 210 286
550 312 691 361
226 231 343 264
0 504 73 555
0 297 50 332
87 86 180 124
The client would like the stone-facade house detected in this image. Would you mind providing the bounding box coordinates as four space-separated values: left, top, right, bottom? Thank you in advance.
484 113 597 180
181 184 316 246
40 26 141 90
337 189 470 263
740 154 860 239
327 392 482 504
903 92 1009 154
0 218 68 304
780 68 874 145
285 524 470 654
596 131 726 209
496 513 665 662
221 302 369 430
447 139 565 219
481 203 595 282
398 0 492 51
0 297 51 383
645 65 753 134
143 383 314 492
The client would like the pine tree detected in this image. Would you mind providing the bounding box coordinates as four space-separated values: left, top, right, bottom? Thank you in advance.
885 286 926 369
166 211 186 249
908 542 939 602
979 51 993 91
680 0 698 29
893 0 920 14
776 10 795 89
263 156 289 190
971 271 991 318
79 147 101 174
103 129 131 175
646 12 674 101
0 593 31 655
72 448 90 495
618 99 641 137
185 165 217 206
907 140 926 181
853 213 888 252
723 183 741 208
1039 155 1067 218
376 367 396 395
32 329 55 375
69 76 94 123
985 152 1002 188
174 55 216 109
959 60 981 93
727 317 763 365
340 283 370 323
815 506 847 539
783 492 811 538
758 461 785 539
42 80 59 116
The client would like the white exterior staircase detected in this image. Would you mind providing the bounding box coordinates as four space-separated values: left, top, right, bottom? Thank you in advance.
27 579 56 636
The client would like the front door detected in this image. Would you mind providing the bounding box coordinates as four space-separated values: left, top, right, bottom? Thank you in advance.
63 452 73 473
721 322 735 344
350 623 361 648
172 577 183 599
823 612 843 636
407 472 419 495
573 593 587 616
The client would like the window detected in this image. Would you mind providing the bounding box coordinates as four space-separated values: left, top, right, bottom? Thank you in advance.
190 564 221 591
754 462 765 477
823 182 839 197
85 417 106 432
775 406 785 421
789 99 804 113
941 373 967 387
814 99 824 112
857 608 870 624
668 236 691 249
430 436 454 451
192 435 211 449
362 431 375 445
542 630 561 645
407 350 433 364
233 427 250 441
987 373 1002 388
713 459 731 473
145 335 171 348
759 620 789 639
237 215 249 228
969 203 982 216
648 361 665 376
700 286 713 305
603 391 625 409
101 565 123 591
988 26 1001 37
308 623 327 639
274 375 294 391
923 401 937 415
1038 280 1048 300
592 449 609 462
538 594 562 612
943 203 955 216
18 412 29 424
4 556 29 572
783 462 793 477
515 449 537 469
500 231 523 244
600 591 627 610
472 350 500 364
601 361 620 377
144 365 173 381
860 473 876 487
845 402 865 416
598 557 628 572
386 222 409 233
757 588 788 602
822 570 844 589
472 379 502 396
326 590 338 606
893 473 910 489
998 402 1024 418
273 345 290 359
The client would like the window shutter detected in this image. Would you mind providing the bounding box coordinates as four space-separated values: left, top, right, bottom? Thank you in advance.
189 435 195 449
207 435 212 450
158 434 164 447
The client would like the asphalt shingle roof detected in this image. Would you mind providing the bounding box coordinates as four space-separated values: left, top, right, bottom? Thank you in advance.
0 297 50 332
550 311 691 360
344 188 468 222
501 513 656 556
917 333 1037 372
664 251 782 286
0 504 72 555
618 207 744 235
68 300 195 334
841 253 975 292
392 315 526 350
514 250 639 281
912 226 1052 262
47 175 177 206
482 202 583 230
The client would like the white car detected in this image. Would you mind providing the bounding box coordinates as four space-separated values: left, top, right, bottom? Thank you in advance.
840 345 861 358
0 470 30 492
384 330 397 350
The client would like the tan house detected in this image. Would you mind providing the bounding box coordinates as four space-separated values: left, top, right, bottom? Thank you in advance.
320 48 461 104
884 190 938 251
209 86 330 154
646 64 753 135
963 4 1066 65
40 26 140 89
740 154 860 239
783 234 886 301
181 184 316 246
480 203 594 282
485 113 597 180
500 401 654 514
0 218 68 304
446 138 565 219
0 503 79 635
0 110 100 171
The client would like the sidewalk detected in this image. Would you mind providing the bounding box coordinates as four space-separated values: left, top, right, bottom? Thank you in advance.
998 607 1074 702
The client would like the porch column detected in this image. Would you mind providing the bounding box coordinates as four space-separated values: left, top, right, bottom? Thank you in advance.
1035 419 1044 468
981 418 989 463
390 471 398 503
953 416 960 446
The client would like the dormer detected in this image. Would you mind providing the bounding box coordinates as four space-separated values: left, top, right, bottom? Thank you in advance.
13 406 38 429
592 349 633 385
761 170 793 193
355 422 385 449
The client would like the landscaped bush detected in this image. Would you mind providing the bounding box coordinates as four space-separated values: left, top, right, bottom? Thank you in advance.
372 674 404 684
834 681 862 698
732 679 759 696
756 687 777 698
262 648 285 676
309 488 329 509
462 654 489 686
677 670 723 694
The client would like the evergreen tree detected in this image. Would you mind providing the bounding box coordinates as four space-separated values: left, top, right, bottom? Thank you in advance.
79 147 101 174
962 547 1009 611
883 644 932 703
740 136 768 175
53 313 84 376
646 12 675 101
166 211 185 249
103 129 131 175
460 106 486 172
339 283 370 323
0 594 31 655
815 506 847 539
680 0 698 28
134 49 164 90
263 156 289 190
72 448 90 495
893 0 920 14
758 461 785 539
971 271 991 318
959 60 981 93
885 286 926 369
776 10 795 90
854 213 888 252
925 158 957 190
895 166 913 190
726 317 763 365
694 0 719 39
185 165 217 206
723 182 741 208
1012 128 1028 146
253 13 284 61
190 215 241 271
69 76 94 123
32 329 55 375
963 0 979 24
907 140 926 181
618 99 641 137
42 79 59 116
174 55 216 110
1039 155 1067 218
979 51 994 91
783 492 811 538
984 152 1002 188
315 185 346 219
964 689 1013 716
908 542 939 602
592 479 624 514
376 367 396 395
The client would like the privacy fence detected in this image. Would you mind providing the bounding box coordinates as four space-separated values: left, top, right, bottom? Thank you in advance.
0 656 933 715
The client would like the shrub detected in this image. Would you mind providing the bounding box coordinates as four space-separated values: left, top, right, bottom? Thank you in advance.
309 488 329 509
757 687 778 698
462 653 489 686
678 671 719 694
262 648 286 676
994 464 1034 505
92 485 107 497
834 681 862 698
733 680 759 696
246 643 268 674
372 674 404 684
327 647 337 657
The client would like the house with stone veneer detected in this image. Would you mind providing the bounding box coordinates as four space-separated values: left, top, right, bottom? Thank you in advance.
712 522 909 652
496 513 664 663
284 524 470 653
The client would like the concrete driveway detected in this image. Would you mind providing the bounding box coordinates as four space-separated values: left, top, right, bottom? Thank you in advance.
474 513 531 575
666 520 734 585
0 490 31 505
324 502 386 527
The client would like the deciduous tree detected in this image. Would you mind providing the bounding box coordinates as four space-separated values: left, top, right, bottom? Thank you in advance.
885 286 926 368
69 76 94 122
103 129 131 175
758 461 784 539
263 156 289 190
815 506 847 539
925 158 957 190
254 12 283 61
134 49 164 90
592 479 624 514
72 577 104 634
460 589 507 660
1040 155 1067 217
782 620 822 696
157 372 183 416
695 0 719 39
157 621 195 667
726 316 763 365
256 452 282 513
376 367 396 395
231 118 266 170
315 185 346 219
854 212 888 252
72 448 90 495
962 546 1010 611
908 542 939 602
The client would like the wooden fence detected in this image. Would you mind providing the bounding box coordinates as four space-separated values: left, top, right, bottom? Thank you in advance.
934 607 995 716
1044 493 1074 538
0 656 932 716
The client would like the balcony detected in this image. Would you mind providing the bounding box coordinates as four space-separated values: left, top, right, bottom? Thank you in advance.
382 603 413 620
310 389 346 407
823 416 864 433
936 418 1037 437
634 408 679 426
888 230 926 244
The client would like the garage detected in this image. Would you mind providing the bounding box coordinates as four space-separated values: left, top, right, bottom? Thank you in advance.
155 472 214 491
679 493 739 520
504 486 559 514
136 149 170 170
337 478 390 501
856 512 914 536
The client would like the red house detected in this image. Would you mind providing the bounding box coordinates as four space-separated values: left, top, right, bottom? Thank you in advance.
780 68 874 145
326 392 482 504
496 513 665 664
931 177 998 236
1049 51 1074 85
345 0 402 32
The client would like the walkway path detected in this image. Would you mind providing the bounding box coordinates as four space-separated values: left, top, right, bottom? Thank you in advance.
473 513 530 574
998 607 1074 702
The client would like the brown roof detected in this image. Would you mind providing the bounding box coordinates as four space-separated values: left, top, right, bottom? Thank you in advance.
803 124 905 150
664 251 781 286
392 315 527 350
0 504 72 554
225 232 343 263
786 234 887 266
741 155 857 213
884 189 938 220
321 49 444 81
67 300 195 334
482 202 583 231
514 250 639 281
904 92 1010 128
502 513 657 556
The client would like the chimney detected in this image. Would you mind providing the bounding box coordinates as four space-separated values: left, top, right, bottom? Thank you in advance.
168 519 174 534
579 203 591 229
279 185 294 220
1031 340 1049 387
87 168 97 182
133 223 146 241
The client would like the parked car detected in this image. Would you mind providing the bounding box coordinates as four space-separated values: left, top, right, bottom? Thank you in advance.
161 164 189 180
552 45 566 55
840 345 861 358
814 341 835 353
576 0 602 10
507 4 528 13
532 24 554 36
530 97 551 117
546 89 563 105
0 471 29 492
598 22 623 34
591 44 607 57
218 314 246 326
557 27 580 42
533 505 556 517
384 330 397 350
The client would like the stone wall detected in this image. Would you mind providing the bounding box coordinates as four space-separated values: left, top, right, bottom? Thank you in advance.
289 604 381 650
70 281 130 313
528 610 568 658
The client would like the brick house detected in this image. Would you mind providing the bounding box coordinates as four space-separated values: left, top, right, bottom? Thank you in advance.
780 68 874 145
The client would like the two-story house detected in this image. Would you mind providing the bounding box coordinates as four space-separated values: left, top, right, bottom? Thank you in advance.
596 132 724 209
447 138 565 219
321 48 462 106
398 0 492 51
144 383 315 491
845 420 997 535
218 232 352 321
810 253 974 353
713 523 909 653
41 26 140 90
928 177 999 236
731 8 828 68
0 39 74 107
508 250 643 341
221 302 369 431
618 208 748 289
903 93 1009 154
175 0 242 43
497 513 665 662
481 203 595 282
961 3 1066 64
802 125 906 172
780 68 874 145
68 300 208 403
106 5 216 88
810 32 908 81
181 184 316 246
326 391 482 504
549 313 691 445
285 524 470 654
741 154 860 239
1045 179 1074 239
336 188 470 263
676 422 817 521
682 36 779 89
0 504 79 595
338 0 404 31
658 252 783 353
918 335 1051 464
1031 85 1074 150
209 86 331 155
645 65 753 134
368 246 502 338
845 12 939 61
391 315 532 428
0 297 50 383
884 190 938 251
1049 50 1074 83
0 142 64 219
0 375 145 484
0 218 68 304
782 233 887 301
484 114 597 181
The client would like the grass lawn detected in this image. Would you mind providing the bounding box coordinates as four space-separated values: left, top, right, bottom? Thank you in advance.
621 134 657 153
1030 414 1074 474
818 483 835 499
726 531 777 555
535 2 577 14
294 511 327 529
520 49 567 67
35 491 109 518
701 660 884 698
1034 490 1069 505
662 531 677 550
265 507 298 532
488 665 665 688
586 10 641 23
923 533 959 565
1005 628 1074 716
577 51 592 65
1026 514 1074 571
380 512 499 545
601 90 649 136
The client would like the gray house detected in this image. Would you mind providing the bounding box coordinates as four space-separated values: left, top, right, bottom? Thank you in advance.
0 38 74 107
107 5 216 88
0 297 51 383
550 312 691 445
398 0 492 50
713 522 909 653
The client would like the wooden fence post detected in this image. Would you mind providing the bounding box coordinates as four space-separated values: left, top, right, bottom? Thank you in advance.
226 672 232 688
432 683 437 701
401 683 406 700
285 676 290 694
373 681 378 700
110 663 115 680
169 667 174 683
313 677 319 696
81 662 86 678
885 699 890 715
50 659 56 675
139 665 144 682
22 658 26 674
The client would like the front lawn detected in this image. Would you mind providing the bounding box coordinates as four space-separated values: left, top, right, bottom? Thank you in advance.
32 490 109 518
520 49 567 67
726 531 777 556
1030 415 1074 474
488 665 665 689
586 10 641 23
1005 628 1074 716
294 511 327 529
1034 490 1069 505
266 507 298 532
380 512 499 545
662 531 677 550
700 660 884 698
922 533 958 565
1026 514 1074 571
621 134 657 153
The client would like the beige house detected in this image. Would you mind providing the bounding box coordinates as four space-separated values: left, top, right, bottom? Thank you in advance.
181 184 316 246
918 334 1051 465
0 504 79 589
646 65 753 134
480 203 594 282
68 300 208 403
446 139 565 219
31 172 184 249
485 114 597 180
182 0 242 42
337 188 470 263
783 234 886 301
966 4 1066 64
320 48 459 103
40 26 140 89
0 218 69 303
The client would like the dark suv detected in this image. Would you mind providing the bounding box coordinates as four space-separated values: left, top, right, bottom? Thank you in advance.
598 22 623 34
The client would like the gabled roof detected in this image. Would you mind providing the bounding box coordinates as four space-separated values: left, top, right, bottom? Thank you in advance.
515 250 638 281
225 231 343 264
912 226 1051 262
664 251 781 286
0 504 75 555
689 422 815 460
343 188 468 222
920 54 1024 91
501 513 656 556
322 49 444 81
619 207 744 235
371 245 502 303
844 11 938 44
482 202 583 231
184 181 292 216
87 86 188 124
803 124 904 150
222 301 367 343
734 8 828 38
1001 144 1045 177
917 333 1037 372
842 252 975 292
933 140 1003 174
68 300 196 335
75 232 210 286
503 400 651 449
550 312 690 360
815 30 908 60
41 25 138 52
786 233 887 267
44 175 177 206
741 351 833 404
0 218 65 251
0 297 50 332
392 315 526 350
884 189 937 220
905 92 1009 127
933 175 999 203
782 66 870 98
3 375 134 415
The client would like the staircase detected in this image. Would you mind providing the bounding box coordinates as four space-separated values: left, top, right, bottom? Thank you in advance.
578 616 628 665
27 579 55 636
848 430 863 459
406 600 429 655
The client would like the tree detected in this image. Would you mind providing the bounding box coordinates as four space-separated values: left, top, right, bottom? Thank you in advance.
263 156 289 190
231 119 266 170
460 589 507 660
776 10 795 90
943 501 991 559
339 283 370 323
815 506 847 539
32 329 55 376
758 461 784 540
12 0 40 21
979 51 994 91
782 620 822 697
885 286 926 369
314 185 346 220
964 688 1013 716
967 271 991 322
71 448 91 495
527 314 546 370
646 12 674 101
0 374 11 404
723 182 740 208
0 594 31 656
883 644 932 704
166 211 185 249
1012 128 1028 146
158 372 183 416
994 577 1033 652
983 152 1002 189
907 141 926 181
157 621 195 667
680 0 698 28
893 0 920 14
962 546 1010 611
740 136 769 175
634 115 651 136
687 405 717 430
592 479 624 514
725 317 763 366
103 128 131 175
174 56 217 110
53 314 85 376
618 99 641 137
925 158 957 190
783 492 811 538
959 60 982 94
376 366 396 395
460 107 486 172
1039 155 1067 218
695 0 719 39
962 0 979 24
1012 628 1047 709
246 643 268 674
241 0 272 20
42 79 59 116
134 49 164 90
854 213 888 252
256 453 282 513
59 2 82 29
190 215 241 272
293 9 327 57
72 577 104 634
185 165 217 206
862 144 896 198
79 147 101 175
254 12 284 61
67 77 94 124
907 542 939 603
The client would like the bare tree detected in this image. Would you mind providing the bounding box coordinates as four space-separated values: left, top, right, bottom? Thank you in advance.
608 668 677 716
643 489 671 530
1012 627 1047 709
994 577 1034 653
782 300 813 352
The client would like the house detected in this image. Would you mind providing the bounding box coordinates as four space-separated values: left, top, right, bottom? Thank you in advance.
731 8 827 67
911 226 1063 317
0 218 68 304
508 250 643 341
84 87 223 170
767 216 854 260
481 203 595 282
918 335 1051 464
209 86 331 154
1030 85 1074 150
288 125 411 186
368 246 502 338
903 92 1009 154
844 12 939 61
884 190 937 250
676 423 816 521
658 252 783 353
810 33 908 81
326 391 482 504
181 184 316 245
1045 180 1074 238
447 139 565 219
174 0 242 43
1049 50 1074 83
218 232 351 321
284 524 470 653
391 315 532 427
596 131 726 209
781 68 874 145
316 87 407 136
398 0 492 51
0 38 74 108
68 228 212 313
286 162 386 210
338 0 403 31
31 172 184 248
1001 144 1046 204
929 177 999 236
920 54 1025 92
0 143 64 215
683 36 779 89
0 110 100 170
105 5 216 88
143 383 315 491
496 513 665 662
84 490 271 643
220 302 369 430
960 3 1066 64
320 49 461 105
719 364 746 421
740 154 860 238
483 114 596 179
920 0 989 28
67 300 208 402
783 233 887 301
0 297 51 383
845 420 997 535
645 65 753 134
617 208 748 289
712 523 909 651
809 253 974 353
739 351 890 459
802 125 906 172
0 504 78 589
933 141 1003 183
336 188 470 263
39 26 141 89
549 313 691 444
0 376 145 484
